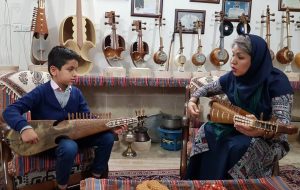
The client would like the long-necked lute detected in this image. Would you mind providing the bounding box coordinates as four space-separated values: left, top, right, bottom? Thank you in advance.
191 20 206 69
0 115 144 156
261 5 275 61
197 97 298 135
30 0 50 65
103 11 125 62
276 8 294 64
153 16 168 66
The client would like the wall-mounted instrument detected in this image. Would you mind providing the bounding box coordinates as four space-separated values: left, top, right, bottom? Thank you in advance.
1 114 146 156
210 11 229 66
191 20 206 69
130 20 149 66
153 16 168 66
174 21 186 71
197 97 298 135
103 11 125 63
276 8 294 65
59 0 96 75
294 21 300 67
30 0 50 65
261 5 275 61
236 13 250 35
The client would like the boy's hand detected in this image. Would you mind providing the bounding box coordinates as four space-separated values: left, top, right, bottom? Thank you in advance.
21 128 39 144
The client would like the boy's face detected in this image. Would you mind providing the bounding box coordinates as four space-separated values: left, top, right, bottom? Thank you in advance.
50 59 78 88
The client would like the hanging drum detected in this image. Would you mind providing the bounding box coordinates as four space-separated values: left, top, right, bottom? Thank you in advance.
236 13 251 35
219 20 233 36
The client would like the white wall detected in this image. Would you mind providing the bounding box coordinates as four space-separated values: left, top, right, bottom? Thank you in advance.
1 0 300 73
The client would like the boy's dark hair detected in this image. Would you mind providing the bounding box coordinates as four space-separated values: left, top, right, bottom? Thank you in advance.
48 46 80 75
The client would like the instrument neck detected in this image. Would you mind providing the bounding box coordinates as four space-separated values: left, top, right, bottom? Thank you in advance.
197 28 202 53
219 21 224 51
159 26 164 50
138 31 144 53
111 24 118 49
179 29 184 54
76 0 83 48
266 16 271 48
286 22 291 49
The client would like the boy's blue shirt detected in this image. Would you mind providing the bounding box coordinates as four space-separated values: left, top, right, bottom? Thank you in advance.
2 81 90 132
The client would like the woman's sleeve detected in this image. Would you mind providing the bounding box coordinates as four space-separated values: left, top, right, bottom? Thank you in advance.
272 94 293 125
191 79 224 98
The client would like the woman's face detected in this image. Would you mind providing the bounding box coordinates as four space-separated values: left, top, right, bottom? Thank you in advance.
230 44 251 76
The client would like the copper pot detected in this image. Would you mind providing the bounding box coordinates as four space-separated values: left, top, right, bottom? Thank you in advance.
161 115 182 130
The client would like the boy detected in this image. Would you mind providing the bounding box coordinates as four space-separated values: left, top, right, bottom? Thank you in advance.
2 46 114 190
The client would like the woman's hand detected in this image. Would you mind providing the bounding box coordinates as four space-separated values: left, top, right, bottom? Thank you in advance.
21 128 39 144
187 97 200 118
234 114 265 137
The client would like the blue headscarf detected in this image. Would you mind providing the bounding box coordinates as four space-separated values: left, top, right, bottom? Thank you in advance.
219 34 293 120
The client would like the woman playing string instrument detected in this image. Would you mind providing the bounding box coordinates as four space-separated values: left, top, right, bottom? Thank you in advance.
186 34 293 180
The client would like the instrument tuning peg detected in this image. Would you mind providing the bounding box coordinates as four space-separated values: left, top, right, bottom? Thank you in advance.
290 15 294 18
132 29 135 31
142 22 146 25
104 22 109 25
291 20 295 23
282 21 286 23
261 21 266 23
271 13 275 16
116 15 120 17
155 18 158 21
282 15 286 18
155 23 158 26
105 16 108 18
270 19 275 22
116 22 119 24
163 18 166 20
131 23 135 26
163 23 166 26
142 27 146 30
261 15 266 18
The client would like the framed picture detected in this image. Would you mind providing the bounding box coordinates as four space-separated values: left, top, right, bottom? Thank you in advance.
174 9 206 34
131 0 163 18
190 0 220 3
222 0 252 22
279 0 300 12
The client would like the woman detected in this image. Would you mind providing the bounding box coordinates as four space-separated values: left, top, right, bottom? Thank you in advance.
186 34 293 180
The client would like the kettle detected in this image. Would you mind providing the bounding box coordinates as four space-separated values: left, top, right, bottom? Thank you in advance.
134 126 150 142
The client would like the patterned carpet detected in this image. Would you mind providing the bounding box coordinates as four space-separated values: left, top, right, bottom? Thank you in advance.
279 165 300 190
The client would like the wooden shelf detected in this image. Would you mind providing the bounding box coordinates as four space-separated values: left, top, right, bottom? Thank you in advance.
75 76 300 90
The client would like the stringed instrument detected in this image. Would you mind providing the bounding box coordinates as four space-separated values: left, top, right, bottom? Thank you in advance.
174 21 186 70
0 114 145 156
130 20 149 66
276 8 294 65
191 20 206 69
261 5 275 61
294 21 300 67
30 0 50 65
103 11 125 62
59 0 96 75
236 13 250 35
153 16 168 66
197 97 298 135
210 11 229 66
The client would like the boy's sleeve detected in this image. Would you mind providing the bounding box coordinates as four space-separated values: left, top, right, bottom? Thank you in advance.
2 88 41 132
77 89 90 113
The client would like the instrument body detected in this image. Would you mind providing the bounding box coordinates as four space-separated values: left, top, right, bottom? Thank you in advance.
130 20 149 65
174 21 187 67
59 0 96 75
276 8 294 64
197 97 298 135
191 20 206 67
2 117 141 156
103 11 125 62
210 11 229 66
30 0 50 65
153 17 168 65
